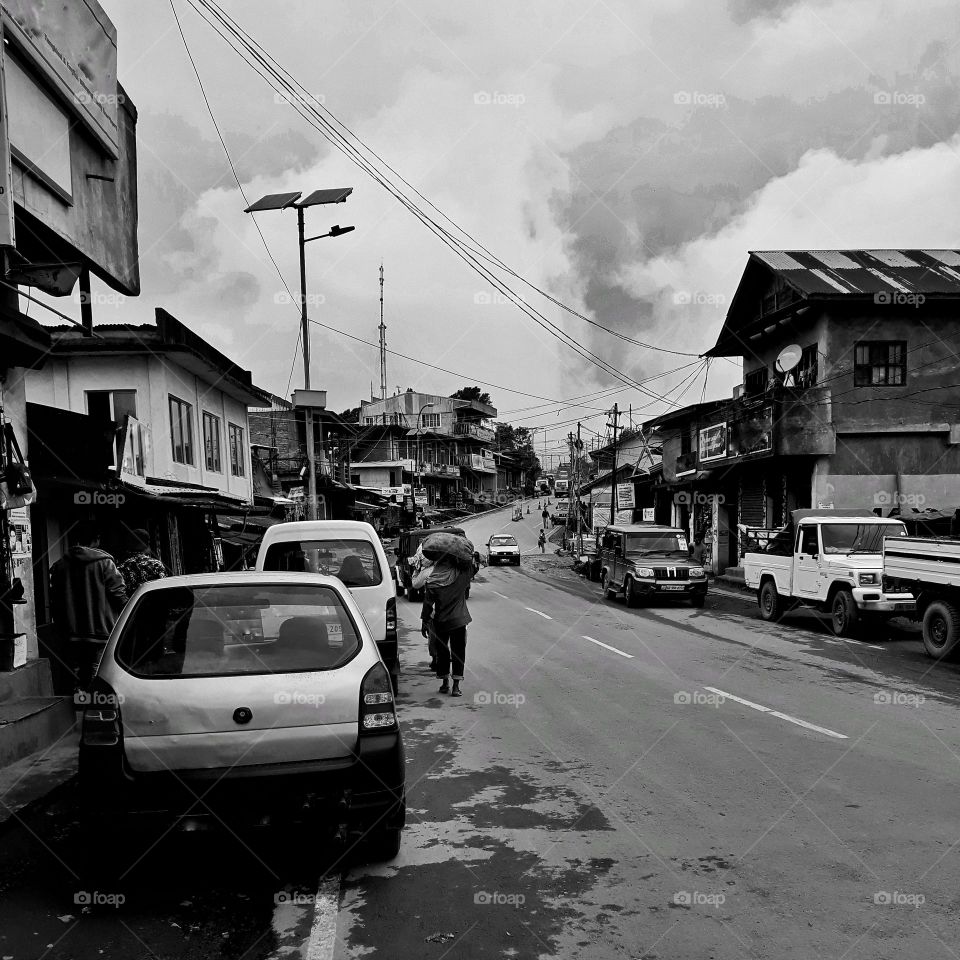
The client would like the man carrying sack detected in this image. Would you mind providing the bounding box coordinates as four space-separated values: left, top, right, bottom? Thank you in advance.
419 532 474 698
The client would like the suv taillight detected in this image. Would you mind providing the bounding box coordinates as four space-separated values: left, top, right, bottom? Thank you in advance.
386 596 398 639
79 681 123 747
359 662 397 734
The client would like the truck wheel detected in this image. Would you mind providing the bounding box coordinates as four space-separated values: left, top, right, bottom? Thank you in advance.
922 600 960 659
624 577 639 608
830 588 860 637
758 581 783 622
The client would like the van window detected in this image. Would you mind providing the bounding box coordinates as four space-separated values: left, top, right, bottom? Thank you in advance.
115 584 361 677
264 538 383 586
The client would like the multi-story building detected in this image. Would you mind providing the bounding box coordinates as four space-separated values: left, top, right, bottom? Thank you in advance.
671 249 960 573
352 389 498 507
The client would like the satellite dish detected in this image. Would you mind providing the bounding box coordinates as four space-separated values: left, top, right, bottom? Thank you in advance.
776 344 803 373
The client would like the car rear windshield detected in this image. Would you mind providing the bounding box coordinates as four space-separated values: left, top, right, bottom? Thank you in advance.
263 538 383 586
115 584 362 678
820 523 906 554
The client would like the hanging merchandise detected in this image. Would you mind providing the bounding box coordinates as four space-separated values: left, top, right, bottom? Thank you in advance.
0 421 36 510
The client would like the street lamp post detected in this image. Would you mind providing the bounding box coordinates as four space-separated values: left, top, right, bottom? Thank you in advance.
244 188 355 520
416 402 435 516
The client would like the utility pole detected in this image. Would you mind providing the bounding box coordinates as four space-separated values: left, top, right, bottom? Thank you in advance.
609 403 620 526
379 262 387 400
575 421 584 549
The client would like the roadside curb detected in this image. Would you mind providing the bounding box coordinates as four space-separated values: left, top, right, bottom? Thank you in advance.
0 727 79 833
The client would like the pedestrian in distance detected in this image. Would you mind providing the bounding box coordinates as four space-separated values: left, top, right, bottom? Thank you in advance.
421 555 472 698
118 528 167 597
541 507 549 528
538 530 546 553
50 519 127 692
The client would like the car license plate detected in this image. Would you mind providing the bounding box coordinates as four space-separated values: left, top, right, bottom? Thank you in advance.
894 603 911 611
661 584 685 591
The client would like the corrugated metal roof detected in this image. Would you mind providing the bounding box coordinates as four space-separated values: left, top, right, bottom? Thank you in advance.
750 250 960 296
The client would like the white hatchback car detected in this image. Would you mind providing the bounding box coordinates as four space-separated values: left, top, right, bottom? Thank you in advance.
255 521 399 690
487 534 521 565
78 572 405 863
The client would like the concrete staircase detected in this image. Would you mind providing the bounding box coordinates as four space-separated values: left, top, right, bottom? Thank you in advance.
0 660 74 768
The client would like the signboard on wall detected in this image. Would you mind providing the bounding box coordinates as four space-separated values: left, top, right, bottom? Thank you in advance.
730 405 773 458
616 482 635 510
698 422 727 462
642 507 655 522
1 0 120 157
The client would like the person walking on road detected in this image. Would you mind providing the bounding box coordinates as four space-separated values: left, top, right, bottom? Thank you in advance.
118 528 167 597
541 506 549 528
421 557 472 698
538 530 546 553
50 519 127 691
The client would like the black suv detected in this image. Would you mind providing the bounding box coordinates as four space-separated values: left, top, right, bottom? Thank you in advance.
597 524 707 608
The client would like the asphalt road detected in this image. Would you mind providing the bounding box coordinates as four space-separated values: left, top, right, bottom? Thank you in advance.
4 503 960 958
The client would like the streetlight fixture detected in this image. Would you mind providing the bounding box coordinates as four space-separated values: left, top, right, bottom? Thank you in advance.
244 187 354 519
416 402 436 514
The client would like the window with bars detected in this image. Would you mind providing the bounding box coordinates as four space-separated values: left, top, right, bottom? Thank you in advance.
796 343 819 388
422 413 441 429
203 411 222 472
744 367 769 395
854 341 906 386
228 422 245 477
169 395 194 465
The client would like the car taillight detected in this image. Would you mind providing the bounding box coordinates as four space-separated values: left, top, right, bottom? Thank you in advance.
359 662 397 734
79 682 122 747
386 597 397 638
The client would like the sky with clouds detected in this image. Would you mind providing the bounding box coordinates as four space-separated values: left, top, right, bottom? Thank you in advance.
61 0 960 461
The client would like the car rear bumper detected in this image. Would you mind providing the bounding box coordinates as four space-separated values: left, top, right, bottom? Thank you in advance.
81 731 405 828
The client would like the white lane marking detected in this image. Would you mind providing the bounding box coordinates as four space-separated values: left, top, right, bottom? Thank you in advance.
493 591 511 600
582 635 634 659
703 686 847 740
306 876 341 960
525 607 553 620
839 637 885 651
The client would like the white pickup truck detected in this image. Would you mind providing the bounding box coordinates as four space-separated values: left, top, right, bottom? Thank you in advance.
883 536 960 659
743 509 915 637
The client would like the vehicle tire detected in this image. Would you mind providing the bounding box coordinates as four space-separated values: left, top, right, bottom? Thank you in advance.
369 827 402 861
690 593 706 609
624 577 639 608
922 600 960 659
758 580 784 622
830 588 860 638
390 666 400 695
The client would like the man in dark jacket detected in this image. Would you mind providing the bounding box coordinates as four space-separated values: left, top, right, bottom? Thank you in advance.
50 520 127 690
421 563 472 698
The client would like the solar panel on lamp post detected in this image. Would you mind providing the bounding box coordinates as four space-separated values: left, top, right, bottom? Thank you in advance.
244 187 354 519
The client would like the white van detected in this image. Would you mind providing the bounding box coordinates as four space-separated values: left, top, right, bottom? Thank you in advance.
255 521 399 689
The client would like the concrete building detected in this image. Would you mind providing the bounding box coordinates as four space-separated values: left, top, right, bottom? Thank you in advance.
353 389 498 508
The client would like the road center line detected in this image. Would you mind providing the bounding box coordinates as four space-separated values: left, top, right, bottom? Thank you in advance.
493 591 511 600
704 686 847 739
582 635 634 659
525 607 552 620
306 875 340 960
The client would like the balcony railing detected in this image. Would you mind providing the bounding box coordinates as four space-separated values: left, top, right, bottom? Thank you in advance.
454 422 495 443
